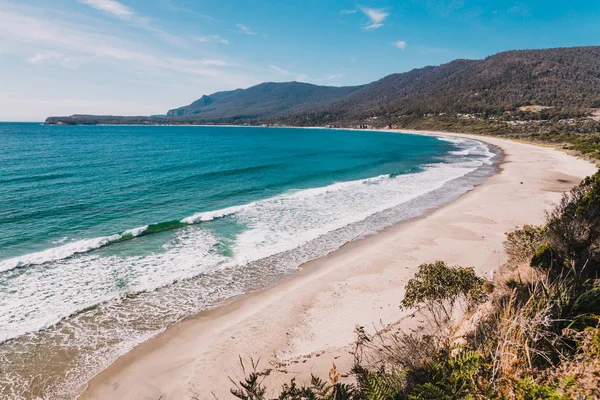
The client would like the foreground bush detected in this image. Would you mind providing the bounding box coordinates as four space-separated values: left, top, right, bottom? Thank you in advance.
401 261 485 328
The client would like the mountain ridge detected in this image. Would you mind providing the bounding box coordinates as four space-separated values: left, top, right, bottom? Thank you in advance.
166 81 363 119
45 46 600 126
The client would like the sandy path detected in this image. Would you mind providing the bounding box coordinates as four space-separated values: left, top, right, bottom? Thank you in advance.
79 132 597 399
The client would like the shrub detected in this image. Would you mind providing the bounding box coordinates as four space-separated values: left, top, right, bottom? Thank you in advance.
401 261 486 327
509 378 567 400
406 346 488 400
543 170 600 277
573 285 600 316
505 225 544 265
279 371 357 400
530 242 563 272
492 276 579 379
229 358 269 400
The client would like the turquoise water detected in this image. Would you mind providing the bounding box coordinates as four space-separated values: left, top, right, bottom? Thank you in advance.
0 123 496 398
1 124 450 261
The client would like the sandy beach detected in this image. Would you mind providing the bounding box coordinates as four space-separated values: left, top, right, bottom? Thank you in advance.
79 131 597 400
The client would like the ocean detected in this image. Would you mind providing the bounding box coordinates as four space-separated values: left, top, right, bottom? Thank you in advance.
0 123 497 398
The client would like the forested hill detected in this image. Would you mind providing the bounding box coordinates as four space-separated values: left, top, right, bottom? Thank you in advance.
166 82 362 119
45 46 600 126
329 46 600 116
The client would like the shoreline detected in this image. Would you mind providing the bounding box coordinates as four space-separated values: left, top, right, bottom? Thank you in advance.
79 130 597 399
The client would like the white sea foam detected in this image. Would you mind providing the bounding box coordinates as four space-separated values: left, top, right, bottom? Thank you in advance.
444 137 495 164
0 206 239 273
436 135 467 144
181 205 246 224
0 229 225 343
52 236 69 244
1 225 147 272
230 155 486 266
122 225 149 237
449 148 471 156
0 235 121 273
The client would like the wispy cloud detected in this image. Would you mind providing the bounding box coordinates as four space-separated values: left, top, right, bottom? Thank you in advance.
340 9 357 14
195 35 229 44
392 40 407 50
0 8 241 81
269 64 291 75
28 51 80 69
163 0 216 21
310 73 345 83
267 65 344 84
361 7 389 30
236 24 256 35
323 73 344 81
77 0 182 45
28 51 63 64
167 57 233 67
268 65 313 82
77 0 133 20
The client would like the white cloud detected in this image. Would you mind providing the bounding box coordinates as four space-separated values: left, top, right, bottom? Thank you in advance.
28 51 80 69
311 73 345 83
28 51 62 64
324 73 344 80
195 35 229 44
236 24 256 35
269 64 291 75
166 57 232 67
392 40 407 50
267 66 315 83
340 9 357 14
77 0 133 20
77 0 181 44
164 1 216 21
361 8 389 30
0 9 239 80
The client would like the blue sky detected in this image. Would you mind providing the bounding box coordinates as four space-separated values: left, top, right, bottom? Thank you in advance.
1 0 598 121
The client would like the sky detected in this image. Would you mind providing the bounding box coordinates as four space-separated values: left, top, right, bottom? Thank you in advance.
1 0 598 121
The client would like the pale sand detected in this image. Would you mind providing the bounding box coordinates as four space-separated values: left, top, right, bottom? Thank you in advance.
79 132 597 400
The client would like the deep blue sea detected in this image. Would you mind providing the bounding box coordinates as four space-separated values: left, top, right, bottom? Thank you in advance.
0 123 497 398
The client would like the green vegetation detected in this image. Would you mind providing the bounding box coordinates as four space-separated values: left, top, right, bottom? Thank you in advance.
400 261 485 326
387 114 600 161
166 82 361 119
230 170 600 399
